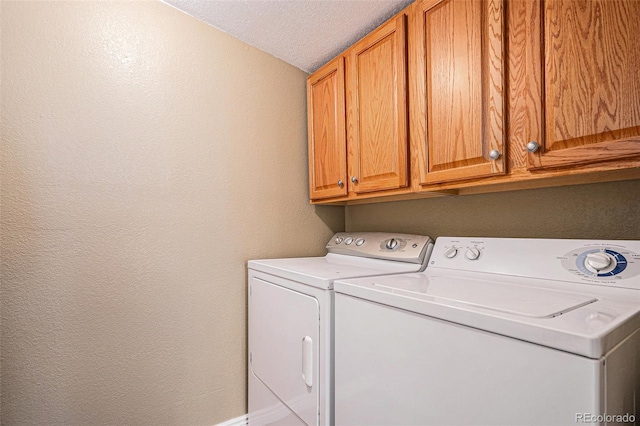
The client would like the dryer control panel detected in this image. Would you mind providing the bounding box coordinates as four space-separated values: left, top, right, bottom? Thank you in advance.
430 237 640 290
327 232 433 265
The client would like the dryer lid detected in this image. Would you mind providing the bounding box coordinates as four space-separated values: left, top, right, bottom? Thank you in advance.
248 253 426 289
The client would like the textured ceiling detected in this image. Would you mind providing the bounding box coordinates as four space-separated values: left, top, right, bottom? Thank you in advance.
162 0 414 73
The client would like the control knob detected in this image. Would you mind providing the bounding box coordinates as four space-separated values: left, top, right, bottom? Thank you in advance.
465 248 481 260
386 239 399 250
344 237 354 245
585 252 613 272
443 247 458 259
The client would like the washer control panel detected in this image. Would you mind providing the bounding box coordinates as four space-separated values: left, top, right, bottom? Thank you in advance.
431 237 640 290
561 246 638 280
327 232 433 265
437 240 486 262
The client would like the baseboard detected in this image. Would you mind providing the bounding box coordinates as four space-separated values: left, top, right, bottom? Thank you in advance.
216 413 248 426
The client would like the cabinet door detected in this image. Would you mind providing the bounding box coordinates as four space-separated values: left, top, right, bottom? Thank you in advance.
526 0 640 170
346 14 409 194
414 0 506 184
307 57 347 200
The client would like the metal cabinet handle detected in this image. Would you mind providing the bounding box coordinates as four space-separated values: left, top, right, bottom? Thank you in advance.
337 180 343 187
351 176 358 183
489 149 500 160
526 141 539 153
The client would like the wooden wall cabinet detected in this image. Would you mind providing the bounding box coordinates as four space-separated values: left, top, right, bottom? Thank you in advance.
308 0 640 204
307 57 347 200
307 12 412 202
346 13 409 194
525 0 640 171
412 0 506 185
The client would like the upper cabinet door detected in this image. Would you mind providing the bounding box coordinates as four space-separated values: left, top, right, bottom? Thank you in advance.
346 14 409 194
307 57 347 200
414 0 506 184
526 0 640 170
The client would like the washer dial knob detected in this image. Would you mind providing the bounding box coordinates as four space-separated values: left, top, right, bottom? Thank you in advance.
465 248 480 260
561 247 640 282
385 239 399 250
561 247 637 281
443 247 458 258
585 252 614 273
344 237 354 245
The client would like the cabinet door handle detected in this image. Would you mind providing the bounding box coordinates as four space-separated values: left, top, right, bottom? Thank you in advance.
526 141 539 153
351 176 358 183
489 149 500 160
301 336 313 387
337 180 344 187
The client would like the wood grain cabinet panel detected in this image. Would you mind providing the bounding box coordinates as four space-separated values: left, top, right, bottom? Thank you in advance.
413 0 506 184
307 57 347 200
307 0 640 204
527 0 640 170
346 13 409 193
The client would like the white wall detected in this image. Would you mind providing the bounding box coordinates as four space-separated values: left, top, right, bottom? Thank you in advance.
0 1 344 424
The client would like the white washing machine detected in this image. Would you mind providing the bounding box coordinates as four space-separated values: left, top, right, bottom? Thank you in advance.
247 232 434 426
334 237 640 425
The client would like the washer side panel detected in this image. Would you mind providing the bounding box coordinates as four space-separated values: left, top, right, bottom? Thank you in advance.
604 328 640 423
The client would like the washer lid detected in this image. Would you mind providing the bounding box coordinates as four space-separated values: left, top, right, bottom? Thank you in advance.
248 253 426 290
375 276 597 318
334 272 640 358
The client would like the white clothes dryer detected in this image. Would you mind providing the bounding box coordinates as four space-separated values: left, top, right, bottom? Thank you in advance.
247 232 434 426
334 237 640 426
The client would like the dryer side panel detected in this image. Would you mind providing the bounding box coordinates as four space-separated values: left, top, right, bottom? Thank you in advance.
248 372 308 426
249 276 320 426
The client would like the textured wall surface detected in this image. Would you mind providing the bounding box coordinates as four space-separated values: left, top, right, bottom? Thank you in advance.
0 1 343 424
346 180 640 240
